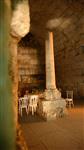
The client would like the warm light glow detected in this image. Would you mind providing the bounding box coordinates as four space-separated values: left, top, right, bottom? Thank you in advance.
46 18 71 29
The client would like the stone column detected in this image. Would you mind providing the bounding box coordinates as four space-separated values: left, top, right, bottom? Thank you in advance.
10 1 30 149
45 31 61 100
38 31 66 120
9 36 20 125
10 0 30 125
45 31 56 89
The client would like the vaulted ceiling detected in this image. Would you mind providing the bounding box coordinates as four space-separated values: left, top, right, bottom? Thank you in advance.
28 0 84 47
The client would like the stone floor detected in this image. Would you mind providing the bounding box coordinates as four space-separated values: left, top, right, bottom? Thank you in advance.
20 104 84 150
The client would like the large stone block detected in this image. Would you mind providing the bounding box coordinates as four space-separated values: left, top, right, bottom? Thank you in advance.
37 99 66 120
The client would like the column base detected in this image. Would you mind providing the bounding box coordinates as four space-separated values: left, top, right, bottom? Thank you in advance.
37 98 67 121
45 88 61 100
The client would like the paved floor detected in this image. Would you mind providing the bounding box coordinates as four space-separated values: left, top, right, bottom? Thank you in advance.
20 106 84 150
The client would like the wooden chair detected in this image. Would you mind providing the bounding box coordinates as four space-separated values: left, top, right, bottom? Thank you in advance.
66 91 74 108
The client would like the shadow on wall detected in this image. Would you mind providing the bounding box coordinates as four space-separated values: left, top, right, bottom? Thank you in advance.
18 84 45 97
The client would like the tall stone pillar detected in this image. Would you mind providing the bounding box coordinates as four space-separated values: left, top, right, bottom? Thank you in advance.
45 31 61 100
38 31 66 120
9 37 19 126
46 31 56 89
10 0 30 125
10 1 30 149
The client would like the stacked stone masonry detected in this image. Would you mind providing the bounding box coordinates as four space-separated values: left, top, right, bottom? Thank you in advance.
18 44 45 92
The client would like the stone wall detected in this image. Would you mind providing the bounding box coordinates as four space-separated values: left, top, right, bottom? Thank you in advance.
18 35 45 94
53 2 84 98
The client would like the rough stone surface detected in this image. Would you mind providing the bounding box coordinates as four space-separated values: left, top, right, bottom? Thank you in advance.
11 1 30 38
9 37 19 125
45 89 61 100
10 0 30 124
16 124 28 150
37 99 66 120
18 45 45 92
10 1 30 149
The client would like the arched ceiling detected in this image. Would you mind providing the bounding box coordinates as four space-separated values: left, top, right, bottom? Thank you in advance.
29 0 84 47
